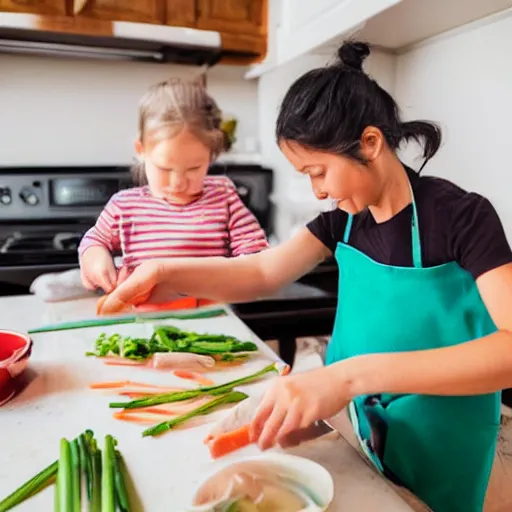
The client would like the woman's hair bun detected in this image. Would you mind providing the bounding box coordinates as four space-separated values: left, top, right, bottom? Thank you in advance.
337 41 371 71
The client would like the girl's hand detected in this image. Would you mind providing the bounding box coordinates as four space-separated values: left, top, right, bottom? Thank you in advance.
80 246 118 293
251 364 352 450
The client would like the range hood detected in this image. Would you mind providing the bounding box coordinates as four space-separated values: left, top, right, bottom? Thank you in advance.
0 12 223 66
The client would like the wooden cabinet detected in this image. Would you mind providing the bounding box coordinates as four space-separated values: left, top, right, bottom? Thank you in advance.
165 0 196 28
0 0 268 63
196 0 264 36
76 0 165 24
0 0 65 15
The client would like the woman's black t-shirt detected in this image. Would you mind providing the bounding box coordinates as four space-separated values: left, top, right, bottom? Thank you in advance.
307 168 512 280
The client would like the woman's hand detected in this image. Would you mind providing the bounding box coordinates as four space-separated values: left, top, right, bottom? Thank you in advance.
80 246 118 293
98 259 181 314
250 363 353 450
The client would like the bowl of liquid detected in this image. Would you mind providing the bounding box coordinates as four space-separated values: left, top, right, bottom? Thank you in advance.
0 330 32 406
187 452 334 511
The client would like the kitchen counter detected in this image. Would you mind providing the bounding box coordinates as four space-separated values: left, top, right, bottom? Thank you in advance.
0 295 414 511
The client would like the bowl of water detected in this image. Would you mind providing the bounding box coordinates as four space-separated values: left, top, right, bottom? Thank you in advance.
187 452 334 511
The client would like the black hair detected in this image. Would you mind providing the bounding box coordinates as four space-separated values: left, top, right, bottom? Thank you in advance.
276 41 442 171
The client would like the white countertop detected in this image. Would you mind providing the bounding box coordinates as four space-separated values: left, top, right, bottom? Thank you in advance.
0 295 414 511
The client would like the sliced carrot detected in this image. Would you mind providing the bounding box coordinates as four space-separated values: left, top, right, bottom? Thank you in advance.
103 358 146 367
173 370 215 386
89 381 129 390
118 392 152 398
281 364 291 376
89 380 185 393
96 294 108 316
113 411 167 424
142 397 212 415
207 424 252 459
137 407 179 416
122 382 182 390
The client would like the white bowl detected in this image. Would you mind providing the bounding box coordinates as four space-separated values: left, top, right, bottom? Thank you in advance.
185 452 334 511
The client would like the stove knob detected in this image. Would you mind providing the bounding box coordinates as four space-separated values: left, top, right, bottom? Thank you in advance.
20 187 39 206
0 187 11 205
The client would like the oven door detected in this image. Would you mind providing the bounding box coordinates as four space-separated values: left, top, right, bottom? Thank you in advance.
0 219 91 295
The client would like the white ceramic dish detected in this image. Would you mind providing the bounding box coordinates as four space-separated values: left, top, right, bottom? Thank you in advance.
184 452 334 511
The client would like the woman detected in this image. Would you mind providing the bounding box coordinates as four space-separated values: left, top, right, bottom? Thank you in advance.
99 42 512 512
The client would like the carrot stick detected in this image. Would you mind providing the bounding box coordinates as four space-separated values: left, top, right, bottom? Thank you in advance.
96 295 108 316
103 359 146 367
89 381 129 390
113 412 164 424
173 370 215 386
89 380 184 392
207 425 252 459
118 392 152 399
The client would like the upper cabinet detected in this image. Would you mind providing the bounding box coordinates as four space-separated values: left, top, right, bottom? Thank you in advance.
165 0 196 27
275 0 402 66
76 0 165 24
196 0 264 36
0 0 268 63
247 0 512 77
0 0 66 15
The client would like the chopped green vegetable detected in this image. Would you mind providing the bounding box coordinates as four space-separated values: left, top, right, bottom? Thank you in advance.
102 436 116 512
113 451 131 512
70 440 81 512
217 353 250 362
78 433 92 502
90 438 102 512
0 430 135 512
110 362 279 410
57 439 72 512
55 469 60 512
86 325 257 361
0 461 58 512
143 391 248 437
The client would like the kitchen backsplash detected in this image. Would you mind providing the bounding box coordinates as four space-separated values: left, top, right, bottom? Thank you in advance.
0 54 259 166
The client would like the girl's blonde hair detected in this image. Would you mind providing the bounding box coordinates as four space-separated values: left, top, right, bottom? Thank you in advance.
133 77 225 185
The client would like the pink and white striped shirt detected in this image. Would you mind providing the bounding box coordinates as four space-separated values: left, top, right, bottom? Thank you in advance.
78 176 269 267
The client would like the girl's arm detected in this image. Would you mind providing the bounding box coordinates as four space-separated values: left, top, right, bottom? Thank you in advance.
100 227 331 313
78 197 121 257
225 187 269 256
340 263 512 397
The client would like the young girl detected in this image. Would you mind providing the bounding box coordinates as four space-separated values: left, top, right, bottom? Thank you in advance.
79 78 268 293
98 42 512 511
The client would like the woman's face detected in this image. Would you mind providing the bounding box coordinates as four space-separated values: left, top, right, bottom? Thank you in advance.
136 129 211 205
279 139 382 215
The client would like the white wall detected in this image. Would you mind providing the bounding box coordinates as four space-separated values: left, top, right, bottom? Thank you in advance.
258 48 396 242
395 11 512 240
0 54 259 166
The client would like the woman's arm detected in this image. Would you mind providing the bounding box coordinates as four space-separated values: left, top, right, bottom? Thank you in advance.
250 263 512 449
100 227 331 313
339 263 512 398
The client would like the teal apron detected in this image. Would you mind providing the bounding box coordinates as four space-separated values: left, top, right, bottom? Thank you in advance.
326 184 501 512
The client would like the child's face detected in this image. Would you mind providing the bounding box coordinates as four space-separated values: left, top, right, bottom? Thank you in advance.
136 129 211 205
280 137 382 215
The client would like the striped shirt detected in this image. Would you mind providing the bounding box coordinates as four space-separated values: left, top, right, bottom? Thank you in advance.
78 176 269 267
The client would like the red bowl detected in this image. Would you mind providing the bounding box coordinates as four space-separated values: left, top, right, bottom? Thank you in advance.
0 330 32 406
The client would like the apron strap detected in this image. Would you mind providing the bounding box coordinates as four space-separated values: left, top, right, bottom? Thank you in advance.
409 182 423 268
342 178 423 268
343 214 354 244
